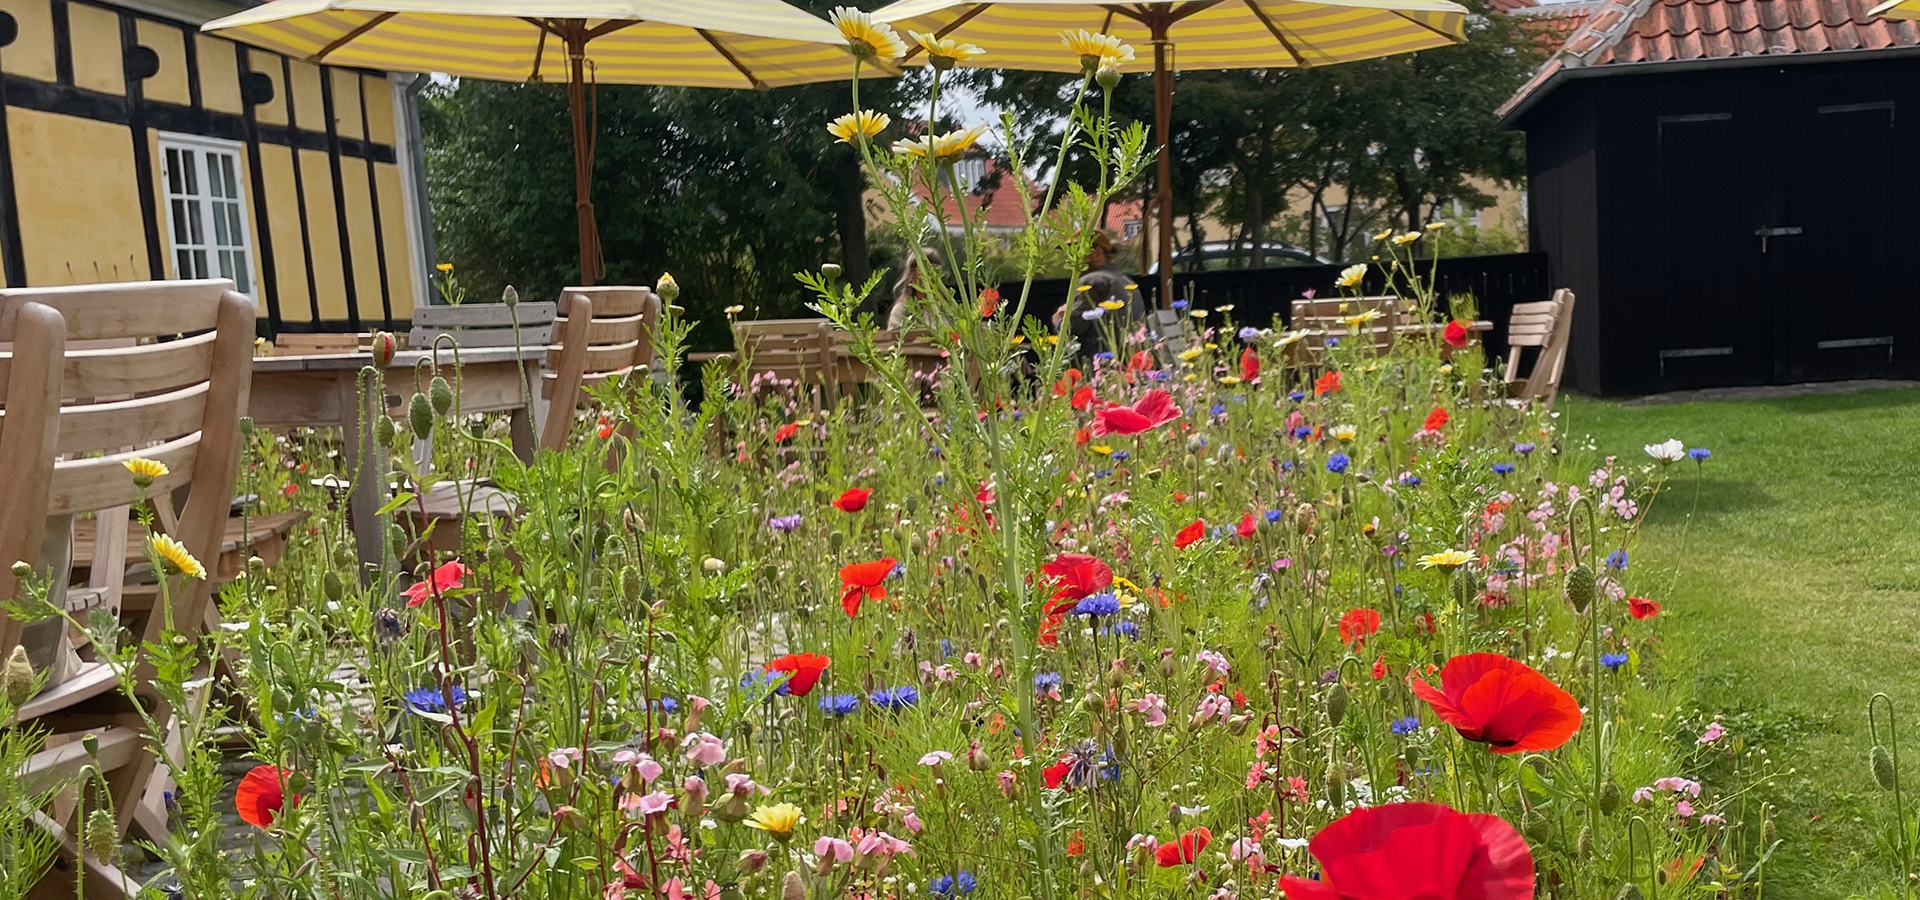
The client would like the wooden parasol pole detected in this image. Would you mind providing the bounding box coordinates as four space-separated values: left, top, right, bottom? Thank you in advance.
564 20 602 285
1152 17 1174 308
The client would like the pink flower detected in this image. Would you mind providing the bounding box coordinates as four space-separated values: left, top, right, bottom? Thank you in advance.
682 775 709 805
1189 693 1232 728
1197 649 1230 676
1675 800 1695 817
814 836 855 862
1697 722 1726 745
683 732 726 767
636 791 674 816
547 747 582 769
919 751 953 766
1228 837 1264 869
1632 787 1654 804
724 772 767 796
1128 694 1168 727
903 810 923 833
1126 833 1160 853
997 770 1017 797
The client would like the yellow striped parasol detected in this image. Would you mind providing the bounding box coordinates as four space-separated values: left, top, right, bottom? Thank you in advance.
203 0 868 283
871 0 1470 302
1872 0 1920 18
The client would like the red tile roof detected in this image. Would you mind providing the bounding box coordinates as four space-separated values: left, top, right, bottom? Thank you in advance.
1500 0 1920 120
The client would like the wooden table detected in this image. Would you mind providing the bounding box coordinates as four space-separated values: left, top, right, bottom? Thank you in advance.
250 345 546 573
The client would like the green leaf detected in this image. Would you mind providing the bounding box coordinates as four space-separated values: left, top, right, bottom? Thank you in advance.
378 492 418 516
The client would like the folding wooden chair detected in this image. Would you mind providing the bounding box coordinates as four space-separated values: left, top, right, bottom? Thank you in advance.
1502 288 1576 411
0 280 252 898
541 286 660 451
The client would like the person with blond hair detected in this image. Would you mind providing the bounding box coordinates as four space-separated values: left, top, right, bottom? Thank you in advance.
887 247 942 331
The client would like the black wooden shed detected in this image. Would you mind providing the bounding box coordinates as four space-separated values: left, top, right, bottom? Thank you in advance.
1501 0 1920 395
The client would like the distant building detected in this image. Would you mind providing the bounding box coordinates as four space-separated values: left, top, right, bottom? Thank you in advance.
1501 0 1920 394
0 0 431 333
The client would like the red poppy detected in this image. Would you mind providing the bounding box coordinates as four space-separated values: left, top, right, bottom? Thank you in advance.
281 482 298 497
1372 654 1388 680
838 558 896 617
1240 347 1261 383
1042 553 1112 602
1314 370 1343 396
1423 406 1449 432
1443 320 1471 349
773 422 799 444
1237 513 1257 539
1628 597 1661 620
1043 757 1073 790
1052 368 1083 398
402 560 469 608
1091 389 1182 437
1338 608 1381 648
831 488 872 513
235 764 299 828
1154 826 1212 867
978 287 1000 318
1411 653 1582 754
765 652 831 696
1071 385 1096 411
597 416 617 439
1175 520 1206 550
1066 830 1086 857
1278 802 1534 900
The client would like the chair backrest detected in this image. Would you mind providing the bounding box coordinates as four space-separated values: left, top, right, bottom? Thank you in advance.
1505 288 1576 409
1293 296 1404 354
542 287 659 450
733 319 834 391
0 280 253 675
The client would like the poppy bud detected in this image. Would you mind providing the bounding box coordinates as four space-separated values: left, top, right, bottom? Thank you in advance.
370 330 397 368
1325 683 1348 726
1168 802 1183 826
429 376 454 416
375 415 398 446
323 571 344 602
1160 648 1176 677
1107 658 1128 689
782 871 806 900
286 770 309 794
1326 768 1344 806
1874 745 1898 791
502 285 519 307
1521 809 1552 843
1599 779 1623 814
4 645 35 707
828 531 846 553
1294 503 1317 534
1227 712 1253 735
408 392 435 438
737 849 769 873
85 808 115 860
1762 817 1776 845
1564 564 1596 614
1575 825 1592 857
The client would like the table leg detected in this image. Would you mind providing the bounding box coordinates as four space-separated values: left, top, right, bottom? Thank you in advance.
508 405 536 463
338 375 390 583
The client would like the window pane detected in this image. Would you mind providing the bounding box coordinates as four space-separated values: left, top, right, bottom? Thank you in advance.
224 204 244 250
212 201 230 245
217 155 236 199
171 199 190 245
165 148 182 195
180 150 199 196
186 200 204 245
176 249 192 278
190 249 207 278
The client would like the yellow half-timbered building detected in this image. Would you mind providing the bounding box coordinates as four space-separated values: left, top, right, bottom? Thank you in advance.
0 0 429 332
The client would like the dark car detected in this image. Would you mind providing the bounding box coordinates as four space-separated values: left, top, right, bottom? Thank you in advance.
1150 241 1329 274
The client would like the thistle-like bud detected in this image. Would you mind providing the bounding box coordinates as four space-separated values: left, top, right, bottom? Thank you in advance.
370 331 398 368
782 871 806 900
10 560 30 578
502 285 520 307
1095 65 1122 90
1873 745 1898 791
1565 565 1597 614
1599 779 1624 814
1294 502 1317 535
820 263 843 281
3 645 35 707
408 392 434 437
656 272 681 304
429 376 454 416
85 808 115 860
1325 683 1348 727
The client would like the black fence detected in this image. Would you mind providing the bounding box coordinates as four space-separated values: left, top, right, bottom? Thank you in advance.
1001 252 1554 361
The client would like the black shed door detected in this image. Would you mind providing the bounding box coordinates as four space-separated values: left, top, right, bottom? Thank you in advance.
1769 95 1910 382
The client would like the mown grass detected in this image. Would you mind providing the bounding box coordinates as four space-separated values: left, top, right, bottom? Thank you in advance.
1558 386 1920 899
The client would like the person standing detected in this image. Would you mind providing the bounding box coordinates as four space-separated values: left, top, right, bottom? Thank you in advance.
1053 231 1143 358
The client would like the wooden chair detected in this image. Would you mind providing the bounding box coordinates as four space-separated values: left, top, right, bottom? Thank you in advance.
541 287 660 451
0 280 253 898
1291 296 1407 355
825 328 945 400
1502 288 1576 411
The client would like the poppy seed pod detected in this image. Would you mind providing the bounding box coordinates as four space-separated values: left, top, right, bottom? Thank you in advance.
1599 779 1624 814
1325 683 1349 726
429 376 454 416
1326 767 1345 806
782 871 806 900
1565 564 1597 614
501 285 519 306
408 392 434 438
1873 745 1897 791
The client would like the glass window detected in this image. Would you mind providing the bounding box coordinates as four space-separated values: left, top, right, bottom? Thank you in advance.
158 135 255 299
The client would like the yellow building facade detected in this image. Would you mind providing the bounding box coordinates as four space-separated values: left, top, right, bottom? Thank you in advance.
0 0 429 332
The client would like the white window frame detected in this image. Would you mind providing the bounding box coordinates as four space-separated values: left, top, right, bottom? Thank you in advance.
157 132 258 302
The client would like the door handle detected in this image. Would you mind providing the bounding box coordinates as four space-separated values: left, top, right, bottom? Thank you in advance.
1754 226 1801 253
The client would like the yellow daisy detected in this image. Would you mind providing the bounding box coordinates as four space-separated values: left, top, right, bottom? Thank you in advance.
1416 549 1473 570
1090 444 1113 456
1219 375 1242 385
1177 347 1204 362
1188 309 1208 319
435 262 453 273
911 32 985 69
745 802 804 838
827 110 891 144
724 304 745 315
893 125 986 164
123 457 169 488
1276 329 1312 347
1061 29 1134 70
1098 300 1125 311
1392 231 1422 245
1335 263 1367 288
1372 228 1394 242
830 8 907 63
1341 309 1383 330
1330 424 1357 441
150 534 206 580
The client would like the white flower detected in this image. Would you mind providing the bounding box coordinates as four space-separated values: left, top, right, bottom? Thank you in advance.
1644 438 1686 463
1335 263 1367 288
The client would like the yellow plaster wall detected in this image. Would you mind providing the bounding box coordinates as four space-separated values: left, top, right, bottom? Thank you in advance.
198 35 242 114
330 69 362 140
374 162 416 319
246 49 283 124
297 149 346 320
136 20 188 106
10 108 149 283
288 60 323 132
364 76 396 146
338 161 384 319
0 0 57 82
66 2 122 96
256 144 311 324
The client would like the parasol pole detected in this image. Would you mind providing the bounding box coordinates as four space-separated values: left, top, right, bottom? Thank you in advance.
564 19 603 285
1151 18 1174 308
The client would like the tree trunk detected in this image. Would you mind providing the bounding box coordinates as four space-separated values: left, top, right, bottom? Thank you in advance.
1248 127 1270 268
831 149 873 305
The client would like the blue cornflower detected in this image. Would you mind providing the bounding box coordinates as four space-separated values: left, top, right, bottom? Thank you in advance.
1238 327 1260 341
1264 509 1283 524
652 697 679 713
1093 351 1115 362
1033 672 1063 693
1399 473 1423 487
1081 307 1106 321
742 669 787 696
1108 620 1140 640
872 685 918 710
1492 462 1515 475
1690 448 1712 462
1293 426 1313 440
939 638 952 659
404 685 468 714
1326 337 1341 349
1605 549 1628 571
930 876 955 897
1075 592 1121 617
1391 715 1420 736
1289 391 1306 402
1327 453 1350 474
1211 403 1227 417
819 693 861 716
1112 450 1129 462
890 560 908 579
954 871 977 895
1171 299 1189 310
1601 653 1629 671
1152 370 1171 382
768 514 802 532
1515 442 1536 455
1093 468 1114 479
1281 460 1295 472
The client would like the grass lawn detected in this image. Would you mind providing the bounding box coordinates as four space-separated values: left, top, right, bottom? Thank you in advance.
1559 386 1920 899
